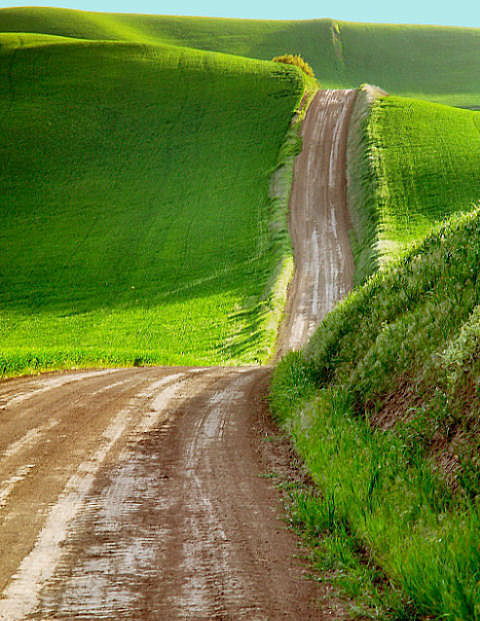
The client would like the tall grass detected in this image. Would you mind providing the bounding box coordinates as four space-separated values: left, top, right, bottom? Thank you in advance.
272 212 480 618
273 376 480 619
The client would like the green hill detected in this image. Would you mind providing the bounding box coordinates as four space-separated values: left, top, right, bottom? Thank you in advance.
0 32 305 375
2 7 480 105
272 211 480 619
348 92 480 280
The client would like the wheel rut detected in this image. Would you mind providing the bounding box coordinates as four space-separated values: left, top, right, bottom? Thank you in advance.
278 89 356 353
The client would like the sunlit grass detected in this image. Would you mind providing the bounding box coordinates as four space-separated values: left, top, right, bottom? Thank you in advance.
0 35 305 375
1 7 480 105
352 95 480 277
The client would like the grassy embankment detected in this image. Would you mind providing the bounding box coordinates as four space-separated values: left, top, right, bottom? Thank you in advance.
2 7 480 106
273 214 480 619
272 98 480 618
348 91 480 282
0 32 307 375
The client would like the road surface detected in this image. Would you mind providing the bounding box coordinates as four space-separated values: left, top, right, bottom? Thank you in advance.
0 90 355 619
278 89 356 353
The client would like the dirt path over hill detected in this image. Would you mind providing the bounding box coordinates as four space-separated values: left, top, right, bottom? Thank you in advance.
278 89 356 353
0 90 355 620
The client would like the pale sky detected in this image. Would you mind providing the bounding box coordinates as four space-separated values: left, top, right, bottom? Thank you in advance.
0 0 479 28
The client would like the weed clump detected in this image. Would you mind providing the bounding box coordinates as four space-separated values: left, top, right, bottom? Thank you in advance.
272 54 315 78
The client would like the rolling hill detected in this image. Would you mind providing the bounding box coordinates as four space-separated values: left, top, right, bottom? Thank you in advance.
2 5 480 617
0 31 305 375
348 90 480 280
2 7 480 105
2 6 480 375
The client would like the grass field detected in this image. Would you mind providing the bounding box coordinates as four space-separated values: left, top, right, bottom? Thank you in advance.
348 92 480 280
272 211 480 619
2 8 479 373
1 7 480 105
0 34 305 374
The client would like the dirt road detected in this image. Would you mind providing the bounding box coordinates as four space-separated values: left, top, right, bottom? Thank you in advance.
278 89 356 353
0 90 355 620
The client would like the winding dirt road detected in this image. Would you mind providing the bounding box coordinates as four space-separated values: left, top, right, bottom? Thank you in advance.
278 90 356 353
0 90 355 620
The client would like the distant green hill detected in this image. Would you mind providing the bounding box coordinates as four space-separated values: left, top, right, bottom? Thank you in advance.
0 31 304 375
373 96 480 249
2 7 480 105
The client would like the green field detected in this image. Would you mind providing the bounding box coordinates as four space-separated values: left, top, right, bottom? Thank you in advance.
349 92 480 279
0 34 305 374
1 7 480 105
2 5 480 616
272 211 480 618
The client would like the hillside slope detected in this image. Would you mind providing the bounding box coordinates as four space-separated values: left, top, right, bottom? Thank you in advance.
272 211 480 619
348 91 480 280
1 7 480 105
0 34 304 374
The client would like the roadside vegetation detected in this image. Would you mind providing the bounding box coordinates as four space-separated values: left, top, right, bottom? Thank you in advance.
272 54 315 78
272 210 480 619
0 34 305 376
2 7 480 105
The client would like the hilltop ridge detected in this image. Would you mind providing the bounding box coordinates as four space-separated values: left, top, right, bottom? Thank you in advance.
2 6 480 105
